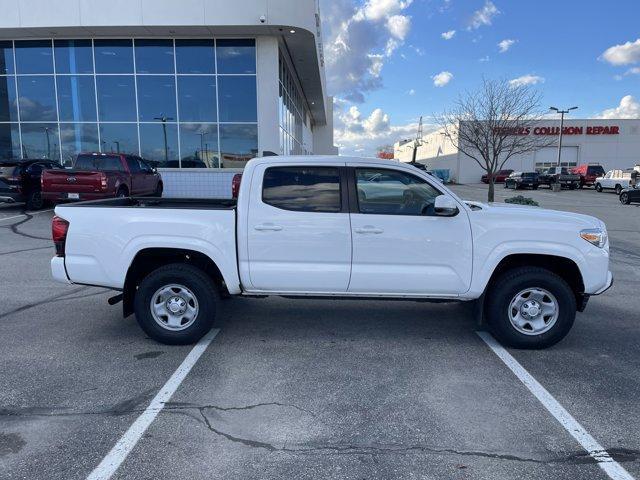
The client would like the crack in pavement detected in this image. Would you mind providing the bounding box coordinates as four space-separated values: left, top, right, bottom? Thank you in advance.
0 287 108 320
0 212 51 241
1 399 638 466
0 245 53 256
0 401 313 419
194 408 638 465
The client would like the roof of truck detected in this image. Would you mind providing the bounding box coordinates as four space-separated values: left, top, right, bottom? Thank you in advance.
252 155 404 166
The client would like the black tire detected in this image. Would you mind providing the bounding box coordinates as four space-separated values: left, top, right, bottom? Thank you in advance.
154 182 163 197
133 263 218 345
595 183 602 192
116 186 129 198
620 192 630 205
26 191 44 210
504 182 509 189
569 183 577 190
485 267 576 349
532 185 539 190
614 184 622 195
579 182 584 189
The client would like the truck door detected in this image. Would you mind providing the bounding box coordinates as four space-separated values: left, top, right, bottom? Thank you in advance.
125 156 144 194
246 163 352 292
347 166 473 295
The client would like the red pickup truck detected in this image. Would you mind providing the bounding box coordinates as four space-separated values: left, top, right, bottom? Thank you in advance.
42 153 163 203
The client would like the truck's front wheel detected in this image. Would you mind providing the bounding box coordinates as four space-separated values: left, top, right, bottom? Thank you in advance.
134 263 218 345
486 267 576 349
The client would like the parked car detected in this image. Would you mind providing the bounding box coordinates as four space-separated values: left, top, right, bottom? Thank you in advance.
504 172 540 190
538 167 580 189
42 153 162 203
481 169 513 184
51 156 612 349
571 164 605 188
0 158 63 209
619 187 640 205
594 169 636 194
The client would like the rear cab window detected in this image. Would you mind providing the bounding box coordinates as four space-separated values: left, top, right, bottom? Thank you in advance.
74 155 125 172
262 167 342 213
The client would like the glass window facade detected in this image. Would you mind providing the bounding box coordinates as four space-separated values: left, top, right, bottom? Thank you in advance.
279 52 309 155
0 38 257 167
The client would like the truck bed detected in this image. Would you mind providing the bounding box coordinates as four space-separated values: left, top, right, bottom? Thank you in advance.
64 197 237 210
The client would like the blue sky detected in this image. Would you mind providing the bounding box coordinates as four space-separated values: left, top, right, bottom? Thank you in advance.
320 0 640 155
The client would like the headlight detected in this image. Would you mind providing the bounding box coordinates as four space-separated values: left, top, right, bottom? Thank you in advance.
580 228 607 248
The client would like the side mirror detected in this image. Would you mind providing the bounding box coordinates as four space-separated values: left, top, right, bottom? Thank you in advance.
434 195 459 217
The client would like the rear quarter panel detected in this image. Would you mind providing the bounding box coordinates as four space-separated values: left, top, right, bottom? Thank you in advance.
56 205 240 292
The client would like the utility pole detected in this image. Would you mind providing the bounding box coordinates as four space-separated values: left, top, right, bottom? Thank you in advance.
196 132 207 161
154 114 174 163
549 106 578 166
411 116 424 163
113 141 120 153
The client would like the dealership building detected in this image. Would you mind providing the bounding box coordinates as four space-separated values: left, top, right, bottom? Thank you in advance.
0 0 336 196
394 119 640 184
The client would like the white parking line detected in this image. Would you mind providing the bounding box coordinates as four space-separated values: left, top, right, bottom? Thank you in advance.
86 328 221 480
0 209 53 223
477 331 635 480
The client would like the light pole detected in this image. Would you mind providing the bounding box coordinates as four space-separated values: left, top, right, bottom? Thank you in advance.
196 132 207 161
549 106 578 166
153 114 174 163
44 127 51 159
113 141 120 154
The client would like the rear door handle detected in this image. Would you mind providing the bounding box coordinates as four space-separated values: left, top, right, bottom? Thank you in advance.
254 223 283 231
354 226 384 234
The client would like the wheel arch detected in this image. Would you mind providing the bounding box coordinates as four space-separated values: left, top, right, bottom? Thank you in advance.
485 253 585 308
123 247 229 317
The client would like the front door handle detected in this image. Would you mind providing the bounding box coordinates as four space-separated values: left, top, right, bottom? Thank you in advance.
254 223 283 232
354 226 384 234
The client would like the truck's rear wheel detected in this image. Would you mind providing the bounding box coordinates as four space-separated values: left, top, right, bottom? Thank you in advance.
595 183 602 192
133 263 218 345
485 267 576 349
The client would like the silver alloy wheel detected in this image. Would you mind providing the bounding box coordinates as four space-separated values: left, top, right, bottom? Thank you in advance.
508 287 559 336
150 284 199 331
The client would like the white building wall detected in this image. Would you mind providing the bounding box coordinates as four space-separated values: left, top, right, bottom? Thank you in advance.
397 120 640 184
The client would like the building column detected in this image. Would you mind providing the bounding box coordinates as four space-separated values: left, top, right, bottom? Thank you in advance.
256 36 280 156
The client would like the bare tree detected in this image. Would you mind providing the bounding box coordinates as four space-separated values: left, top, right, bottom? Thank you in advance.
435 78 555 202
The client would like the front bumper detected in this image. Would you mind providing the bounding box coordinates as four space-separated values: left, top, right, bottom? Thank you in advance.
51 256 71 284
593 271 613 295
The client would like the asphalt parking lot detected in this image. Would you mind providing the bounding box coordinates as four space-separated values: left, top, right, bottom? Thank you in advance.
1 185 639 480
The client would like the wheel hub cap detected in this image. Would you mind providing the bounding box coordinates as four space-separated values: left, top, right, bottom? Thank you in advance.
166 296 187 315
508 288 559 336
150 284 199 331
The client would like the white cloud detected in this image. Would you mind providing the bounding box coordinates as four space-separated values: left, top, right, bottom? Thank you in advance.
432 71 453 87
333 102 433 156
626 67 640 75
322 0 414 102
600 38 640 66
478 55 490 62
407 88 416 95
468 1 499 30
387 14 411 39
509 74 545 87
441 30 456 40
597 95 640 119
498 38 516 53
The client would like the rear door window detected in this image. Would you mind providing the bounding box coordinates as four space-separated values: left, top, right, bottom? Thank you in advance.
262 167 342 213
0 164 20 178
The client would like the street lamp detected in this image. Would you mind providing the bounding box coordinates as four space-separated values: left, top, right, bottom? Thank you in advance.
153 114 174 163
44 127 51 159
549 106 578 166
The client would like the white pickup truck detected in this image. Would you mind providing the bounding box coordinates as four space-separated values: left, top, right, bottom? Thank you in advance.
51 156 612 349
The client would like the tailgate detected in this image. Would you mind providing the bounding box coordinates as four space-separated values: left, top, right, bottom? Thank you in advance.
43 170 104 193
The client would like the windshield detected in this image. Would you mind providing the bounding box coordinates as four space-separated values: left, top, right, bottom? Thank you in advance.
74 155 123 172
